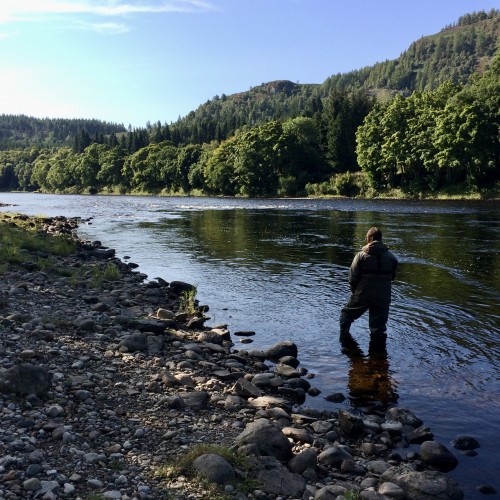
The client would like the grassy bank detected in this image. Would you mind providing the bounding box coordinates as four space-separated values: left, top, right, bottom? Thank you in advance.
304 172 500 201
0 213 77 273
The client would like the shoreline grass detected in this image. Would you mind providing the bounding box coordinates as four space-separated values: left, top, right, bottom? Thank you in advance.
3 190 499 202
0 213 77 272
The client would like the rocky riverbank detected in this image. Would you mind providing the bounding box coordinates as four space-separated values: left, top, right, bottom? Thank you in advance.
0 213 475 499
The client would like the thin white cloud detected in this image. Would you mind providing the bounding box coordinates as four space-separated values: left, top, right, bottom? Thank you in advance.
0 1 217 24
85 21 130 34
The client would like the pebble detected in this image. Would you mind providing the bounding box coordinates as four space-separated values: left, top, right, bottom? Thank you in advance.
23 478 41 491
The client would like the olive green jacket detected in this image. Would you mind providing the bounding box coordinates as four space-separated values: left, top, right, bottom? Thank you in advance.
349 240 398 306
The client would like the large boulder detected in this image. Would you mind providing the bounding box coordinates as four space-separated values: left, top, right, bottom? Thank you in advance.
385 408 423 428
169 281 196 295
118 333 148 352
265 341 298 361
381 465 464 499
128 319 166 334
282 426 314 444
0 364 51 396
192 454 235 484
451 436 480 451
419 441 459 472
378 482 405 499
338 409 364 435
406 425 434 444
235 419 293 461
314 484 349 499
73 317 96 332
286 377 311 391
233 378 261 398
255 456 306 497
275 364 301 378
318 445 353 468
288 448 317 474
198 330 231 344
89 248 115 259
186 317 206 329
248 395 292 411
146 335 164 356
279 355 300 368
179 391 210 411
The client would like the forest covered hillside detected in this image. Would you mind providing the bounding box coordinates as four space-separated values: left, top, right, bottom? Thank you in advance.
0 115 126 151
172 9 500 145
321 9 500 93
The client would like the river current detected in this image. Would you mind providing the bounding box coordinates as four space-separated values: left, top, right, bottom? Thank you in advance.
1 193 499 497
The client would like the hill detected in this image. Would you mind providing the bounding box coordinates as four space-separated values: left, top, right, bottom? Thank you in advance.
0 115 126 150
171 9 500 145
321 9 500 93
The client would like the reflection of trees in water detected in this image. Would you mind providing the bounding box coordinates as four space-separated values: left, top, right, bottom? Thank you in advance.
158 209 360 270
340 333 399 410
394 211 500 298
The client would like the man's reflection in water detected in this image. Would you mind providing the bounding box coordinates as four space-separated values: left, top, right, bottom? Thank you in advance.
339 332 398 410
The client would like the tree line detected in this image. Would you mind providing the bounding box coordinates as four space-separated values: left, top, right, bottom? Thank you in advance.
308 53 500 197
0 115 126 150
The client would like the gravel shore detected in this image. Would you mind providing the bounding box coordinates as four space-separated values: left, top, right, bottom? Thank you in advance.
0 214 469 500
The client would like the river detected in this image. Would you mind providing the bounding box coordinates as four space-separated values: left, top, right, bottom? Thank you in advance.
1 192 499 498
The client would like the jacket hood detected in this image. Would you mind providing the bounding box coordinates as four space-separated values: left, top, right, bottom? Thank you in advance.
362 240 388 254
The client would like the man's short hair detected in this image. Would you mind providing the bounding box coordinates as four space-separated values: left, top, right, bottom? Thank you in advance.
367 227 382 241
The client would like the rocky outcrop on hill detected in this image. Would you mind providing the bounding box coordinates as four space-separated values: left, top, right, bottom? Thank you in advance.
0 214 469 499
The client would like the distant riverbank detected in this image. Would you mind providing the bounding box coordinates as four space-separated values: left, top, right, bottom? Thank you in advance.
3 187 500 202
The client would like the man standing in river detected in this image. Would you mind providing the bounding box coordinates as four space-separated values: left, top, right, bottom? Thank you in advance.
340 227 398 340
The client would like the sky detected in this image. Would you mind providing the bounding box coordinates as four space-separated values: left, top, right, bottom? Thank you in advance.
1 0 499 128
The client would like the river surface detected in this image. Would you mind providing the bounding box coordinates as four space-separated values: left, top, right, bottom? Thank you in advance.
1 192 499 497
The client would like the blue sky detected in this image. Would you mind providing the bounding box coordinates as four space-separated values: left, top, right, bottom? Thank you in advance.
1 0 499 127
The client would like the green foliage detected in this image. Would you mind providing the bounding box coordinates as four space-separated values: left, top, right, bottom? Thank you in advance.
171 80 321 146
179 286 198 316
356 53 500 194
68 267 84 287
177 144 202 192
90 262 120 288
0 242 22 264
0 114 126 150
96 146 126 187
323 89 374 172
306 172 372 198
74 143 101 191
103 262 120 280
332 172 362 197
160 10 499 150
323 10 499 94
204 137 239 195
343 491 361 500
204 117 326 196
0 214 76 271
0 148 40 190
34 256 56 270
